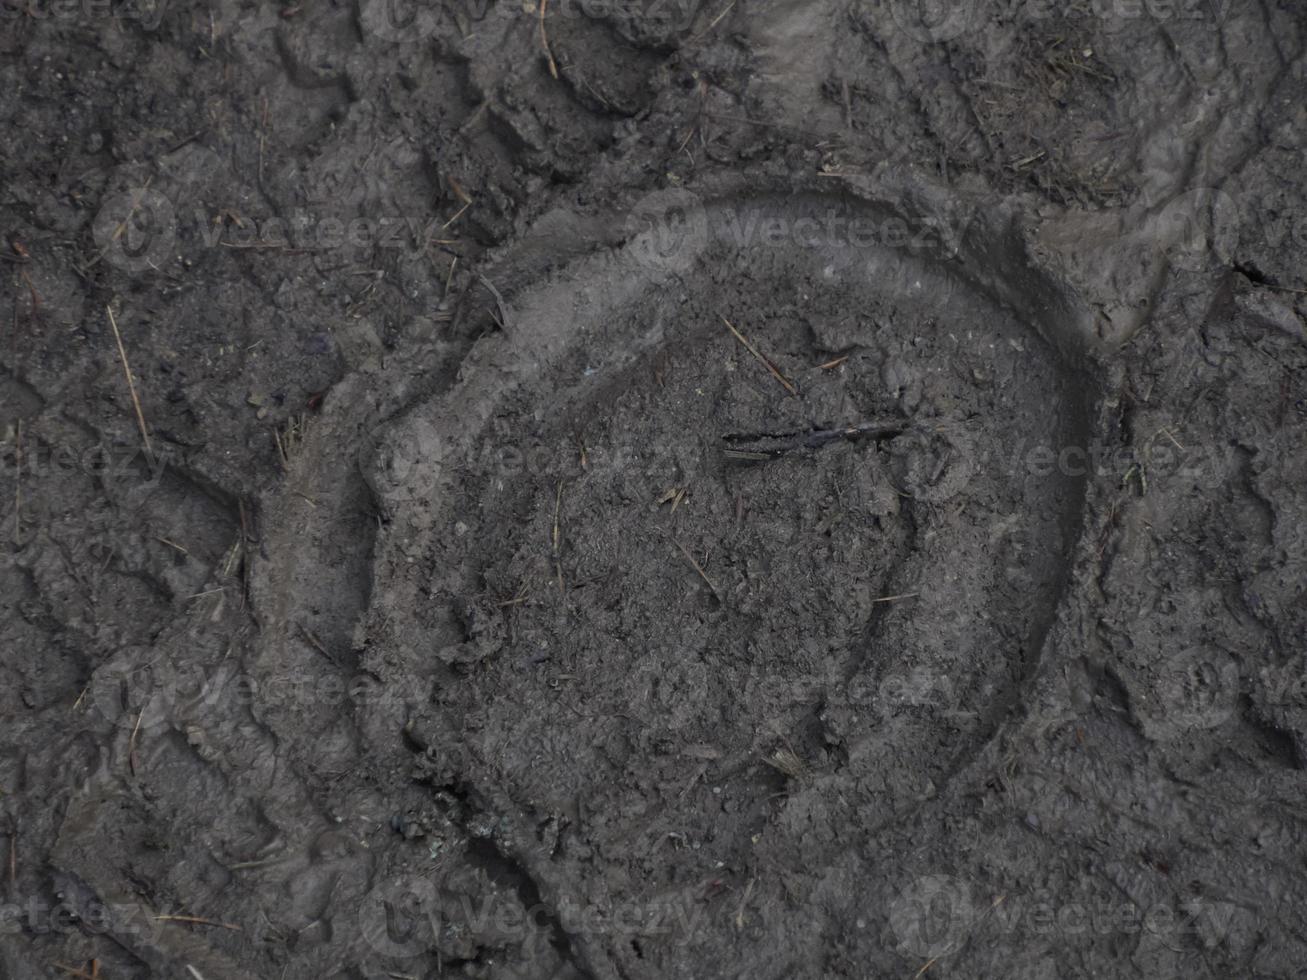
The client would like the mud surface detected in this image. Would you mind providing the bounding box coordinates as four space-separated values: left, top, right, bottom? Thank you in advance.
2 2 1306 978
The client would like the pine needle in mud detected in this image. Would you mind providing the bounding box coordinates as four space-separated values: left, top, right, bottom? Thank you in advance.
675 539 722 603
721 315 797 395
154 914 242 931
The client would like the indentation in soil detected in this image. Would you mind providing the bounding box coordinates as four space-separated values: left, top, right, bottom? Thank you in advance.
365 191 1095 975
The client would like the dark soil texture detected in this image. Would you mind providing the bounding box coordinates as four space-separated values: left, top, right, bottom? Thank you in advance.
2 2 1306 979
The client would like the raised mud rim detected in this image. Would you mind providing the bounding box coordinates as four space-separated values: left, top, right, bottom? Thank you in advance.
340 179 1112 977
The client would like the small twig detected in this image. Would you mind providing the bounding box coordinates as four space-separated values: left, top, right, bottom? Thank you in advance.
225 853 291 872
1156 426 1185 452
128 710 143 775
721 419 905 461
443 256 458 300
272 427 288 468
913 893 1005 977
154 914 242 931
721 315 797 395
692 0 735 41
1009 150 1045 171
258 95 268 185
296 622 336 666
675 540 722 603
477 274 511 330
106 305 153 462
19 267 41 316
734 876 755 929
552 481 565 596
87 178 154 270
222 534 241 577
539 0 558 78
51 964 98 980
237 498 253 608
872 592 919 604
441 202 470 231
12 419 20 540
448 175 472 205
703 111 832 140
456 101 489 136
552 484 562 553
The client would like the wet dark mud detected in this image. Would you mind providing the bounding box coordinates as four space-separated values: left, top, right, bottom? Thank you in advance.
1 2 1306 979
355 188 1096 977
